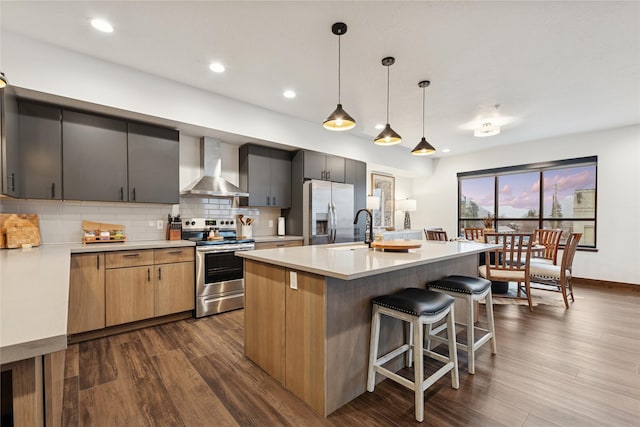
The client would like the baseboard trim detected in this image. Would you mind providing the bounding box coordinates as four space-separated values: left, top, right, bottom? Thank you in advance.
573 276 639 288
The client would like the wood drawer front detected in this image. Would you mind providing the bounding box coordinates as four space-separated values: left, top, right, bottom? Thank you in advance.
105 249 153 269
255 240 303 250
154 247 194 264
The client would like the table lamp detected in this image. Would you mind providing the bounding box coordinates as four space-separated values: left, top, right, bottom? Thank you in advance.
396 199 417 230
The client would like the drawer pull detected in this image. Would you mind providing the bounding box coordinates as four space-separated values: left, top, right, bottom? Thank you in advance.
167 251 183 255
158 267 162 281
122 253 141 258
276 243 285 247
147 268 151 282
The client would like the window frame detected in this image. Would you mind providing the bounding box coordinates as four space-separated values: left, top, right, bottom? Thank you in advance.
457 156 598 249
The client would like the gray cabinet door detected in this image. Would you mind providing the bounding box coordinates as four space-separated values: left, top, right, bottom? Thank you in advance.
302 151 326 180
240 144 272 206
1 87 20 197
128 123 179 204
63 110 128 201
325 154 345 183
270 149 291 208
345 159 367 240
19 101 62 199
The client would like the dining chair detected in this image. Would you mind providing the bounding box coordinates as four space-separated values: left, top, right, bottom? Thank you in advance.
479 232 534 310
528 232 582 309
464 227 484 241
532 228 563 265
425 229 448 241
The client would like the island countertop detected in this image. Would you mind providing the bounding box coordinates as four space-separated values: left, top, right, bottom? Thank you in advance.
236 240 496 280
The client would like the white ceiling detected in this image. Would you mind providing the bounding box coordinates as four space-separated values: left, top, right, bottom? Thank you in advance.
2 1 639 157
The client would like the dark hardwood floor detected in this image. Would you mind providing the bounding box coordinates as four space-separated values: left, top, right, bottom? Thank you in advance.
62 282 640 426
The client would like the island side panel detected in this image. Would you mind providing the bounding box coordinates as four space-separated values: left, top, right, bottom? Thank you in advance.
244 259 286 383
285 270 326 415
324 254 478 415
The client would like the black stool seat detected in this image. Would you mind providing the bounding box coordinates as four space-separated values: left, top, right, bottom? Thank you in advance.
428 275 491 295
372 288 454 317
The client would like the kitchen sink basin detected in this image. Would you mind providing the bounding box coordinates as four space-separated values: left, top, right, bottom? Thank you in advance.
327 243 371 251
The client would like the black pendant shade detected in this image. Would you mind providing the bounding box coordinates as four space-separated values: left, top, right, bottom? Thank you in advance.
0 73 7 89
323 22 356 131
374 57 401 145
411 80 436 156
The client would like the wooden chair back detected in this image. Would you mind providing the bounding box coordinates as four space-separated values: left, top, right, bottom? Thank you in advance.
560 232 582 275
533 228 563 264
425 229 448 241
464 227 484 241
482 232 533 281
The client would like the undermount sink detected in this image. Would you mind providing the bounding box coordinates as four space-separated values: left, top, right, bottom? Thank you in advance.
327 243 371 251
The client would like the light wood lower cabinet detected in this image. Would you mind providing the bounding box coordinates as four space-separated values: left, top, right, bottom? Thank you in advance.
68 247 195 334
68 253 105 334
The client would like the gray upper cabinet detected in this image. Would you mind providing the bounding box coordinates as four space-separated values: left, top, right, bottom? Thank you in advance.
301 150 345 182
127 123 179 204
62 110 128 202
1 87 20 197
239 144 291 208
345 158 367 240
19 101 62 199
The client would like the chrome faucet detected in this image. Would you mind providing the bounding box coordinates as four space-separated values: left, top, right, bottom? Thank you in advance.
354 208 373 247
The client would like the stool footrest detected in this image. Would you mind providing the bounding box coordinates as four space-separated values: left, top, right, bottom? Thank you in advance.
375 344 412 367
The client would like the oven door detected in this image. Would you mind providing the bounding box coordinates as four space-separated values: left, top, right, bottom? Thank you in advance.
196 249 245 297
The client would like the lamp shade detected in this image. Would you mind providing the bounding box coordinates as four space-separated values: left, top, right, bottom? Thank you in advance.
396 199 417 212
323 104 356 130
411 137 436 156
374 124 402 145
0 73 7 89
366 195 380 210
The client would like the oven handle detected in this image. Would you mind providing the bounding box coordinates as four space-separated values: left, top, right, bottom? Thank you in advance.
203 293 243 303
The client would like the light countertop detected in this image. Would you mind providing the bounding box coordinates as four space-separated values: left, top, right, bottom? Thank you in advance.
0 240 195 364
236 240 497 281
253 235 303 243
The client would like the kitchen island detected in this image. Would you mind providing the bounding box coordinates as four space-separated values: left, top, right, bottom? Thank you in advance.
236 240 495 417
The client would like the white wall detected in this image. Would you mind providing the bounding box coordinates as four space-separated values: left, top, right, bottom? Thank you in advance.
410 125 640 285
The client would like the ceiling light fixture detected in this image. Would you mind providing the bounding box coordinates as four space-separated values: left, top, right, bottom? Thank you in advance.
411 80 436 156
90 18 113 33
0 72 7 89
474 122 500 137
283 90 296 99
374 57 401 145
323 22 355 131
209 62 225 73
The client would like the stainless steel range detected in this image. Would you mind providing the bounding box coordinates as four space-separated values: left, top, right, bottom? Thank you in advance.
182 218 255 317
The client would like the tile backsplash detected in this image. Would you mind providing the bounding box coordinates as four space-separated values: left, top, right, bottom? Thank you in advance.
0 197 282 244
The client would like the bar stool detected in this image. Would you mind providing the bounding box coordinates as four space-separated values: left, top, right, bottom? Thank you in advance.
367 288 459 422
427 275 496 374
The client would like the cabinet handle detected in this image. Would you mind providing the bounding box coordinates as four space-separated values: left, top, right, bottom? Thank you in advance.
321 171 325 180
276 243 285 247
132 188 136 201
122 253 141 258
167 250 183 255
10 173 15 192
147 268 151 282
272 196 276 206
266 196 270 205
120 187 124 201
51 182 55 199
96 255 100 270
327 171 330 181
158 267 162 281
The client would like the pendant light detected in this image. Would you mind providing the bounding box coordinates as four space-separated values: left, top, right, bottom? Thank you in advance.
323 22 356 131
374 57 401 145
0 73 7 89
411 80 436 156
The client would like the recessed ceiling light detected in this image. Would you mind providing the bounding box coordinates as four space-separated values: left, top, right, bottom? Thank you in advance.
374 123 384 130
442 148 451 153
90 18 113 33
474 122 501 137
209 62 225 73
283 90 296 99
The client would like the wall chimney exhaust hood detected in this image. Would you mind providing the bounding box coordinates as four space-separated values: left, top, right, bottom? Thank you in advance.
180 137 249 198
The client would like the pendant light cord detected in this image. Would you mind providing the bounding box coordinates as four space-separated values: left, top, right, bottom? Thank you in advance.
422 86 426 137
386 65 390 122
337 35 341 104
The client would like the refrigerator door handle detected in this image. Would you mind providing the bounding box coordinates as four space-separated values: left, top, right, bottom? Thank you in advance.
331 202 337 243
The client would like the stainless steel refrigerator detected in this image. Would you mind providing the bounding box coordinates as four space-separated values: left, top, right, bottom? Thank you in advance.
303 180 355 245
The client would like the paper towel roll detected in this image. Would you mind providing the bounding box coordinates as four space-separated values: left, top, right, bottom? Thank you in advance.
277 217 285 236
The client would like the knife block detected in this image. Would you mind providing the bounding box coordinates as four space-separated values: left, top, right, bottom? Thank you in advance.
167 224 182 240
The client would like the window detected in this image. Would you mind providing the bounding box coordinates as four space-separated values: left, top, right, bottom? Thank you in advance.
457 157 597 248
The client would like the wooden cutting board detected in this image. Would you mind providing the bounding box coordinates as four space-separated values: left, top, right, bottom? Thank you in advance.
371 240 422 252
0 214 41 248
